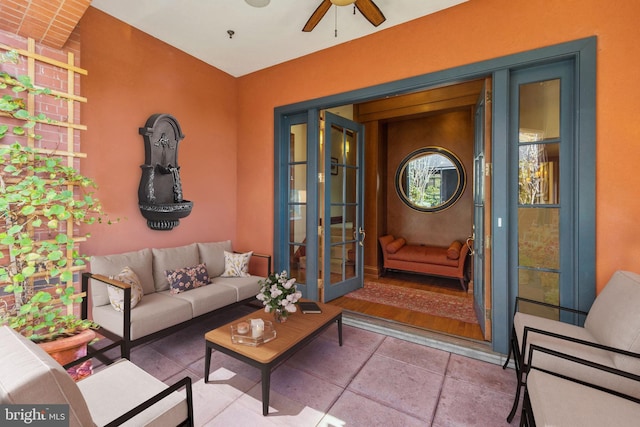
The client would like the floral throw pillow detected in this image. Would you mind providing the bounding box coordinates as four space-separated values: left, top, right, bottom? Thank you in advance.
222 251 253 277
108 266 144 312
165 263 210 294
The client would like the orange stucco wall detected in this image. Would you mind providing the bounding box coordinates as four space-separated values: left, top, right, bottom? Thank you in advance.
77 0 640 292
79 8 240 256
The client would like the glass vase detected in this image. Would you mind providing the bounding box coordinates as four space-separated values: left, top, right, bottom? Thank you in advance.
273 309 289 323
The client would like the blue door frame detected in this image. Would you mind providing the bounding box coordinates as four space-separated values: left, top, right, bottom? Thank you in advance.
274 37 596 354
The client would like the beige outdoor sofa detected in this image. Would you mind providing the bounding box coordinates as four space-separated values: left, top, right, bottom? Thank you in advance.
0 326 193 426
504 269 640 422
82 240 270 358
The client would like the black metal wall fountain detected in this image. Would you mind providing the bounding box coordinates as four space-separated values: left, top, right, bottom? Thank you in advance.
138 114 193 230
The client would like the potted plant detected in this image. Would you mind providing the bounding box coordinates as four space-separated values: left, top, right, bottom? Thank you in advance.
0 49 109 378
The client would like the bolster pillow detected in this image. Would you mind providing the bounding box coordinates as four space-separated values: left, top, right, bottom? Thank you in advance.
386 238 406 254
447 241 463 260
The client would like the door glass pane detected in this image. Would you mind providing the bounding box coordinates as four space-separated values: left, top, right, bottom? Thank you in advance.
519 143 560 205
519 79 560 142
517 78 561 321
518 207 559 270
288 124 307 283
518 269 560 318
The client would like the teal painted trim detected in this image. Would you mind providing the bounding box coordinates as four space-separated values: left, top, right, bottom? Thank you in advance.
274 36 597 354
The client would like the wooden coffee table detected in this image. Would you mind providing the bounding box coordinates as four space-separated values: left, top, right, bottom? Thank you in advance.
204 301 342 415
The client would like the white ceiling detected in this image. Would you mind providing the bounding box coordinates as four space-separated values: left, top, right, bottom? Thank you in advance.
89 0 467 77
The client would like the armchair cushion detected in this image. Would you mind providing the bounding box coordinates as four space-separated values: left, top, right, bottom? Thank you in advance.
0 327 94 427
77 359 187 427
584 270 640 372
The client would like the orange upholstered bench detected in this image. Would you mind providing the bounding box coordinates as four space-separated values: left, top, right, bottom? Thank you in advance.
378 235 471 291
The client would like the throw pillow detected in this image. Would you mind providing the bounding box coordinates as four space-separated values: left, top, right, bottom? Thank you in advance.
386 238 406 254
447 241 463 260
222 251 253 277
108 266 144 312
165 263 210 294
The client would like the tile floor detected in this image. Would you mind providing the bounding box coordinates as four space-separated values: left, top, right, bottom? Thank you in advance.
121 306 521 426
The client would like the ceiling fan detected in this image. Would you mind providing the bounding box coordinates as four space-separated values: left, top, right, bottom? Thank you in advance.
303 0 386 32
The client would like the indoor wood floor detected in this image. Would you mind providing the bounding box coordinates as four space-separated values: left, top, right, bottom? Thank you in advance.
328 272 485 341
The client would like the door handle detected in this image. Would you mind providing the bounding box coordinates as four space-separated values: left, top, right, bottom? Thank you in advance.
359 227 366 247
466 233 475 255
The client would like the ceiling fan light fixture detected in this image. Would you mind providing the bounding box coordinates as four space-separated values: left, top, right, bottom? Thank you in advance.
330 0 356 6
245 0 270 7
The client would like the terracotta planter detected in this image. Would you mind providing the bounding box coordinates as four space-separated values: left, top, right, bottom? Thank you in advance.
38 329 96 381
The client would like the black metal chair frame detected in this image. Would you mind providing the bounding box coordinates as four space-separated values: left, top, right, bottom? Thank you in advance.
502 296 640 422
520 344 640 427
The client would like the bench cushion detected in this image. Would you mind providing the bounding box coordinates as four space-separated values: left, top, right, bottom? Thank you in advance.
387 244 458 267
0 327 95 427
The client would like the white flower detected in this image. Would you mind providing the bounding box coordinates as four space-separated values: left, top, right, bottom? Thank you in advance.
283 278 296 289
285 304 297 313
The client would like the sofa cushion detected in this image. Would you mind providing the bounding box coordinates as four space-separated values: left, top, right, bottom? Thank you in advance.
92 293 192 341
584 270 640 373
152 243 199 292
77 358 187 427
222 251 252 277
386 238 406 254
198 240 232 278
0 326 95 427
90 248 154 306
107 266 144 311
167 284 237 317
166 263 210 294
212 275 263 301
447 241 462 260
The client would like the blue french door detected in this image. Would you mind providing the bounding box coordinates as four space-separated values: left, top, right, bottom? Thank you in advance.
321 112 365 302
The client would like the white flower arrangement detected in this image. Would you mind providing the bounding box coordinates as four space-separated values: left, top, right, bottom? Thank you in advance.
256 270 302 315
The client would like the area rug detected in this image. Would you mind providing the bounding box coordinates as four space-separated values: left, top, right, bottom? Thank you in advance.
345 280 478 324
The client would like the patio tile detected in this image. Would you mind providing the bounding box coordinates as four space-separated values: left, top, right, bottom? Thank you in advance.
347 353 445 421
286 335 374 387
322 390 426 427
445 353 518 395
432 375 519 426
376 336 451 375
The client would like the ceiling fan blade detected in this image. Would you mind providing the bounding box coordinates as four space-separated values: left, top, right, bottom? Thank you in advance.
354 0 386 27
303 0 333 32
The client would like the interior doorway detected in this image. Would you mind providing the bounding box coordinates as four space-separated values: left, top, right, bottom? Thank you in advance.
332 78 491 343
274 37 596 355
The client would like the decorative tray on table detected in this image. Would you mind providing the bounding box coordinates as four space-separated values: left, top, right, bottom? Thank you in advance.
230 320 276 346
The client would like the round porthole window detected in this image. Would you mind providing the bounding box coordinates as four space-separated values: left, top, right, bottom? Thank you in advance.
395 147 466 213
